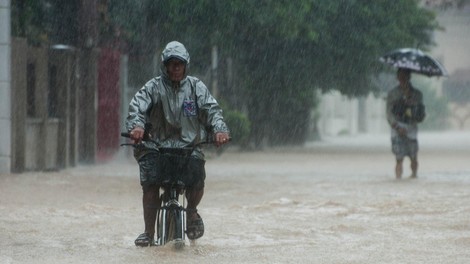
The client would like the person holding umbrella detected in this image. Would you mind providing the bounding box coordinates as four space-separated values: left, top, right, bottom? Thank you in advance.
386 68 426 179
381 48 447 179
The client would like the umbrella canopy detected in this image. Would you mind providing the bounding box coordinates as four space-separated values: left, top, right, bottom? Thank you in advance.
379 48 448 77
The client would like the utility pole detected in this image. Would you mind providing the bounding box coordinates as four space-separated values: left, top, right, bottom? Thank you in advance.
211 45 218 98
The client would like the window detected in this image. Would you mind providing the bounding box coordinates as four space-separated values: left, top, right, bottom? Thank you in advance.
27 63 36 117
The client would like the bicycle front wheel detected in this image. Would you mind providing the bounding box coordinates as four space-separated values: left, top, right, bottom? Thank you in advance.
165 206 185 249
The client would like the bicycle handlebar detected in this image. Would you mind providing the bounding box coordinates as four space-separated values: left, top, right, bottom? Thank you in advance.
120 131 230 152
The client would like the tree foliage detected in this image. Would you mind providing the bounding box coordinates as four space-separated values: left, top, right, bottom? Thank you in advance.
106 0 441 146
11 0 441 147
11 0 79 46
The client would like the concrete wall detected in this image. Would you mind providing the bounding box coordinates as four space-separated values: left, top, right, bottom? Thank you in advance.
317 91 388 137
432 8 470 76
10 38 27 172
9 42 78 172
24 47 52 171
433 8 470 130
0 0 11 173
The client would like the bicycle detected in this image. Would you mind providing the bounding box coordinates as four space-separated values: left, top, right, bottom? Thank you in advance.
121 131 211 249
155 146 193 249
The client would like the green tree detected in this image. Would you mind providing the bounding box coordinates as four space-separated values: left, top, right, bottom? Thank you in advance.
106 0 440 147
11 0 79 46
11 1 443 148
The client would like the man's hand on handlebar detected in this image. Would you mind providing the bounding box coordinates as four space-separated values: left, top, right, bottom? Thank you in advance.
130 126 145 144
215 132 230 147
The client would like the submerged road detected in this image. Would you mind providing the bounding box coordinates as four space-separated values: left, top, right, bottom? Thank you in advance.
1 131 469 263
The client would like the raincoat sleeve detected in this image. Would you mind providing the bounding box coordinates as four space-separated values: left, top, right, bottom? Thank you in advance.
125 79 158 132
195 80 229 134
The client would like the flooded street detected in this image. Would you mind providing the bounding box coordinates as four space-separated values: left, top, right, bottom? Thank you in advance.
1 132 470 264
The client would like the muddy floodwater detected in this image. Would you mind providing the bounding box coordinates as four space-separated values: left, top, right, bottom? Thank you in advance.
1 132 470 264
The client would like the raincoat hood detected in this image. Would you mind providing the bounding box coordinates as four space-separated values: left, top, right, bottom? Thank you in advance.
162 41 189 66
161 41 190 63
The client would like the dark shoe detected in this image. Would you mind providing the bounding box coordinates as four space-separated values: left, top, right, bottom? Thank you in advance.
186 211 204 240
134 233 155 247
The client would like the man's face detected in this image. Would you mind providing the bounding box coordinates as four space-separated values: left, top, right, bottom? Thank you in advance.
166 58 186 82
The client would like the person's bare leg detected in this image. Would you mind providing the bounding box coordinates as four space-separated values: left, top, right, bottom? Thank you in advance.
410 157 418 178
185 184 205 240
185 162 206 240
186 188 204 220
395 158 403 179
142 185 160 238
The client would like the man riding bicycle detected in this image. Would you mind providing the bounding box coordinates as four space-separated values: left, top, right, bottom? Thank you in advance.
126 41 230 246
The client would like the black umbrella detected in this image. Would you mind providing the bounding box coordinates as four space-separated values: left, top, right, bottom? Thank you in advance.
379 48 448 77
